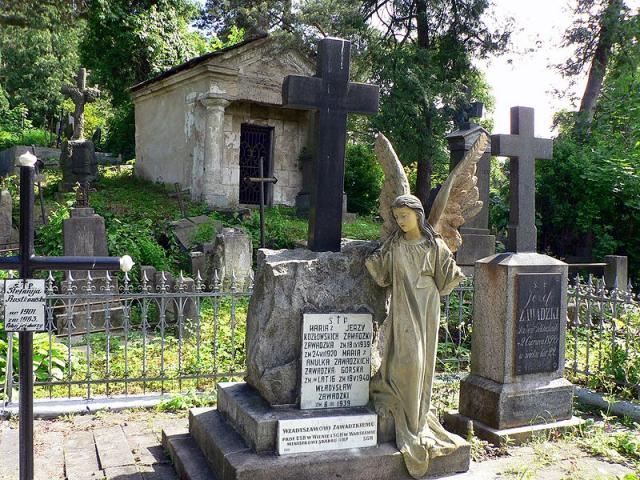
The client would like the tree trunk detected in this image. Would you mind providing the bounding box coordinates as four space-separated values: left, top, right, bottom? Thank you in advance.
414 0 432 206
578 0 623 126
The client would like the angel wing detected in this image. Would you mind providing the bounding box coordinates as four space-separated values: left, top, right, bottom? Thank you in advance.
375 133 410 240
427 132 489 252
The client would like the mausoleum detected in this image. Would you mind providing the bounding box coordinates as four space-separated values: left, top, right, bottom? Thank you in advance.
130 35 314 208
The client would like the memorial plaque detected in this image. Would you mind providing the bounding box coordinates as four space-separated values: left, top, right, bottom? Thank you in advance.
277 414 377 455
300 313 373 410
4 279 46 332
515 273 562 375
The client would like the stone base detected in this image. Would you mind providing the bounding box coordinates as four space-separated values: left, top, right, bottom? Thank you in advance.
443 411 584 446
455 233 495 267
59 139 98 191
162 382 471 479
458 374 574 430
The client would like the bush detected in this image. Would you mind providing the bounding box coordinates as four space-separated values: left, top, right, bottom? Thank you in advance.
104 102 135 159
344 142 383 215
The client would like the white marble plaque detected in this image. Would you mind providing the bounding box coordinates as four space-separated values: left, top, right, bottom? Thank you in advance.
4 279 46 332
300 313 373 410
277 414 377 455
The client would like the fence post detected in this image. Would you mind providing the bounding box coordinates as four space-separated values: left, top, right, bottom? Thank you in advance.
604 255 628 292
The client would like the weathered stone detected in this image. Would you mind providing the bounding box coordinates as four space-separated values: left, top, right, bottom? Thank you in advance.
131 36 315 208
170 216 221 251
0 189 17 247
604 255 628 291
245 240 387 406
59 139 99 191
63 207 108 278
451 252 576 442
210 227 252 288
165 407 470 480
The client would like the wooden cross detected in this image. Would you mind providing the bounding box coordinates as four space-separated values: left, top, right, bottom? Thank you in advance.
61 68 101 141
492 107 553 253
282 38 379 252
8 153 132 480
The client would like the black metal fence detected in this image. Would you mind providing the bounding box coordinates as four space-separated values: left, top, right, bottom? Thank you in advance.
2 272 639 413
566 275 640 397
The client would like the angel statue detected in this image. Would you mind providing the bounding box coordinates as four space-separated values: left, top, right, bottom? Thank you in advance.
365 131 489 478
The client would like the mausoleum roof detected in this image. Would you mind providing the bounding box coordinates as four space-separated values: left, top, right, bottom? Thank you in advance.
129 33 269 93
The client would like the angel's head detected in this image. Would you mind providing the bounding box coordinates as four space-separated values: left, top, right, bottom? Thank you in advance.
390 194 437 245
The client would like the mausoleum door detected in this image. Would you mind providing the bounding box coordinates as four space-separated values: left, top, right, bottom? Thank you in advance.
239 124 273 205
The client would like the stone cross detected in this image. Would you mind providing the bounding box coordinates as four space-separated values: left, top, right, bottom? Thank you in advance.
492 107 553 253
61 68 100 140
453 101 484 130
282 37 379 252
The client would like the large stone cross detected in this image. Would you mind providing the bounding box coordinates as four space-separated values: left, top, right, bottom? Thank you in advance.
492 107 553 253
283 37 379 252
61 68 100 141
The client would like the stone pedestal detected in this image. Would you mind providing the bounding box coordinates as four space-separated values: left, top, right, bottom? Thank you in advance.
163 382 471 480
445 252 582 445
59 139 98 191
245 241 388 406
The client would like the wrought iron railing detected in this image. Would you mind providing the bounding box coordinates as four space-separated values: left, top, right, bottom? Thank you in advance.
566 275 640 397
2 269 252 406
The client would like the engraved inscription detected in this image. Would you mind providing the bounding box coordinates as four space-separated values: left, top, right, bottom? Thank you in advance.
300 313 373 410
515 273 562 375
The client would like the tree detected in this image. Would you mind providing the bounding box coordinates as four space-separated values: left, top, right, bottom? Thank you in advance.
363 0 508 204
558 0 633 127
538 14 640 278
80 0 203 106
0 22 82 125
197 0 293 39
0 1 87 28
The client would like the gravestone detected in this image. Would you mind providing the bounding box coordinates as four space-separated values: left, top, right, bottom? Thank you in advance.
444 107 582 445
58 199 121 334
446 103 495 273
162 37 469 480
283 37 379 252
59 68 100 191
0 189 18 248
209 227 252 288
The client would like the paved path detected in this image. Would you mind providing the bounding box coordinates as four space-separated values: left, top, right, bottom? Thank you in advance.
0 410 185 480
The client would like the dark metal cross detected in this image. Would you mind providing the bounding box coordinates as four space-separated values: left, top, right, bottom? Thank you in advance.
492 107 553 253
282 37 379 252
453 101 484 130
244 156 278 248
6 153 132 480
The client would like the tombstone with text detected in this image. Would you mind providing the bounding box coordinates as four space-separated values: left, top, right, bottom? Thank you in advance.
444 107 582 445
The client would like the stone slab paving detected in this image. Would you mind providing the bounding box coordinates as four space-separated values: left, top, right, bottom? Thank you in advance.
0 410 636 480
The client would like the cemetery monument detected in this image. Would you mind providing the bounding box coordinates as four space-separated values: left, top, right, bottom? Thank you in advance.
131 35 315 208
60 68 100 191
163 37 491 479
444 107 583 444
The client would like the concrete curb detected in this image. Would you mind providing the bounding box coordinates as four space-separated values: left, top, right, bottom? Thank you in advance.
575 387 640 423
0 394 167 419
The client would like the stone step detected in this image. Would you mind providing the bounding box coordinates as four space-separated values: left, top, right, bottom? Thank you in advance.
177 408 470 480
162 430 217 480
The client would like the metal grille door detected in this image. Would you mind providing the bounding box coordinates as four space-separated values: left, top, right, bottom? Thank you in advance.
239 125 272 205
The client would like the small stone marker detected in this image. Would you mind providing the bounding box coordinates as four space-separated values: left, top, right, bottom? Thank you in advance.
300 313 373 409
277 414 377 455
515 273 562 375
4 279 45 332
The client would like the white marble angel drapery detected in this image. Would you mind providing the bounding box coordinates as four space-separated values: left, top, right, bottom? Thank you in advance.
365 133 488 478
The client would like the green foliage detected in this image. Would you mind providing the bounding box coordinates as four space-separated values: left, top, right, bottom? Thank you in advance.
103 102 136 159
157 390 217 411
344 142 383 215
538 22 640 279
0 22 82 124
80 0 203 106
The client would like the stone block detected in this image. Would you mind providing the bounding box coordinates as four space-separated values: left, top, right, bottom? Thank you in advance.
245 241 387 406
209 228 253 288
168 407 469 480
604 255 628 291
59 139 98 191
469 253 568 384
444 411 583 446
0 189 17 247
215 382 376 453
455 233 495 267
458 374 574 430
